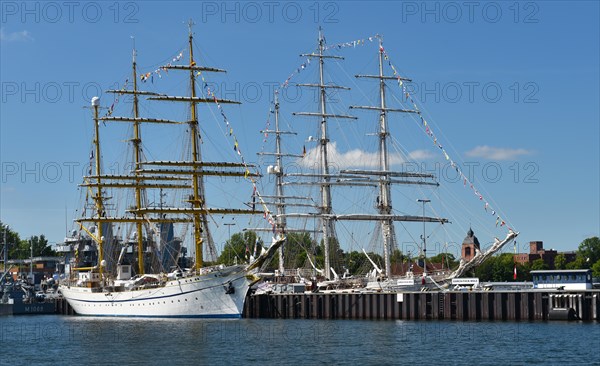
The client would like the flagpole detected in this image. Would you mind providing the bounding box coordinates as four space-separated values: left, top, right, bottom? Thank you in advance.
513 240 517 280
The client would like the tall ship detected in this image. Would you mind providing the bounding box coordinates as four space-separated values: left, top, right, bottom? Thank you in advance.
58 23 282 317
258 30 517 291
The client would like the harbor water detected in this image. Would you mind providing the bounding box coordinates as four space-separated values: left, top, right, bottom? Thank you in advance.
0 316 598 365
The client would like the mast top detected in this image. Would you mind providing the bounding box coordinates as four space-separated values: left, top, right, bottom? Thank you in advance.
131 36 136 63
318 27 327 52
188 19 195 37
187 19 196 67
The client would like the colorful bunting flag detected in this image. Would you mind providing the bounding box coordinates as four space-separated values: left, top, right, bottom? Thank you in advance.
194 62 277 230
381 45 515 233
325 34 380 51
141 50 184 82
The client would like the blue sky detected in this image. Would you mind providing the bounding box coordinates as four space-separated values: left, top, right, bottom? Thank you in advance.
1 1 598 257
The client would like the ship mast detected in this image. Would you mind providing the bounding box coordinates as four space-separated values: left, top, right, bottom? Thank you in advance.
376 37 394 278
273 94 286 273
131 43 146 275
316 29 333 280
255 93 310 274
360 37 396 277
101 43 182 275
292 28 356 280
83 47 191 275
349 37 447 278
142 21 259 271
255 89 327 276
91 97 105 275
186 20 205 271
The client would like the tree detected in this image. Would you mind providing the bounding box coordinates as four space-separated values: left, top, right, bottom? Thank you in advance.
531 258 549 271
428 252 458 269
1 223 56 263
390 249 405 265
360 251 384 274
319 236 345 272
1 222 22 261
261 232 318 272
554 254 567 270
474 253 529 281
30 235 55 257
9 236 56 260
345 251 366 275
514 262 530 281
577 237 600 265
474 257 494 281
591 259 600 278
218 231 262 266
492 254 516 280
283 232 315 269
566 256 587 270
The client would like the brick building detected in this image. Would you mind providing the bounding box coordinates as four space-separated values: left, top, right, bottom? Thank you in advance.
514 241 576 269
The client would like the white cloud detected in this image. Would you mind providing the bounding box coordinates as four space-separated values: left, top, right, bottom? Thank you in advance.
298 142 432 169
0 28 33 42
407 149 434 161
465 145 532 160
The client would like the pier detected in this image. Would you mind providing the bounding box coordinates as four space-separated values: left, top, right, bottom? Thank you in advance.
56 296 75 316
46 289 600 322
243 290 600 322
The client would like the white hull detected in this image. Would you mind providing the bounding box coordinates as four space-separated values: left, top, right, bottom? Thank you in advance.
59 266 252 318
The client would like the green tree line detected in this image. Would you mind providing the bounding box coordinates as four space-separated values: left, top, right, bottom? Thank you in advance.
217 231 458 276
473 237 600 281
1 222 56 266
219 231 600 281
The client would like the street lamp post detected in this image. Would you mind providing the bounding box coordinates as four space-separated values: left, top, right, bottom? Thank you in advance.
417 199 431 278
2 227 7 273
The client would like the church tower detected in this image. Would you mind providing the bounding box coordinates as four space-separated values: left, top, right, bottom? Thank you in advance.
461 228 480 261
